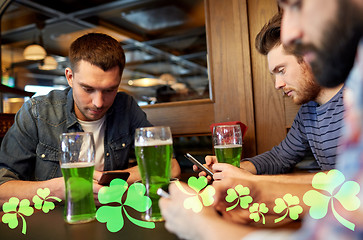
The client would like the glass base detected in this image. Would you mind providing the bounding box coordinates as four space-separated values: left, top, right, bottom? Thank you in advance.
141 213 164 222
65 215 96 224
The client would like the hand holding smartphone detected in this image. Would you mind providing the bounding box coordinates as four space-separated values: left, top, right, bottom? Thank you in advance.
98 171 130 186
184 153 214 177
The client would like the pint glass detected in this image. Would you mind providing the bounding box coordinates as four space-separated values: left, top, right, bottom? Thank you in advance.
135 126 173 222
60 132 96 224
213 125 242 167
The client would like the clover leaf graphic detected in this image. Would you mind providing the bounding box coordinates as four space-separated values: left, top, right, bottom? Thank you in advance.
2 197 34 234
96 178 155 232
225 184 253 211
32 188 62 213
175 176 215 213
303 169 360 231
249 203 268 224
273 194 303 223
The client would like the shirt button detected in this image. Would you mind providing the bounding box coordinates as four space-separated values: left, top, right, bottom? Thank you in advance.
122 143 125 147
41 154 45 158
106 153 110 157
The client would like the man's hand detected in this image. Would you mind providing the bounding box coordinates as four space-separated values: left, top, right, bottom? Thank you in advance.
193 155 217 182
212 163 253 181
159 181 221 240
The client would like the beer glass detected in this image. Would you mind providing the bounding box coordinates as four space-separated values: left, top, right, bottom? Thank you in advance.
135 126 173 222
213 125 242 167
60 132 96 224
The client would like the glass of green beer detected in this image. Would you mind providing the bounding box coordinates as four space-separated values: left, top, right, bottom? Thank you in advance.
60 132 96 224
213 125 242 167
135 126 173 222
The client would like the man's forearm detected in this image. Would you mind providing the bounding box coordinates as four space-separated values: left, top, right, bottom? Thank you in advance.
0 178 65 206
240 160 257 174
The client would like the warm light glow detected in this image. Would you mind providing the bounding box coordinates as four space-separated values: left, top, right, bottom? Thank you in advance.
38 56 58 70
23 44 46 60
128 78 166 87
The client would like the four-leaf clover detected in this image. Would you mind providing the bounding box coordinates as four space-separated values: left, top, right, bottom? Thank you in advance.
249 203 268 224
96 179 155 232
175 176 215 213
273 194 303 223
303 169 360 231
2 197 34 234
32 188 62 213
225 184 253 211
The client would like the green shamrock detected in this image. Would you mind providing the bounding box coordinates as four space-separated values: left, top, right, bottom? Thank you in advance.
225 184 253 211
249 203 268 224
303 169 360 231
273 194 303 223
175 176 215 213
2 197 34 234
32 188 62 213
96 179 155 232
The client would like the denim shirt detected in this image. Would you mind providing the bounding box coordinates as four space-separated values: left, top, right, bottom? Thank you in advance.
0 87 152 184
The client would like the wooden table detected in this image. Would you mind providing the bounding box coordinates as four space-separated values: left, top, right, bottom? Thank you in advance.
0 205 179 240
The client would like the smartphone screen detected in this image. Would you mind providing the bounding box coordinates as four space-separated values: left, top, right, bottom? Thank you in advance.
185 153 214 177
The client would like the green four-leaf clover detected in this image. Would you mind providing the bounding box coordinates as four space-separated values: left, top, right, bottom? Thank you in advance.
2 197 34 234
303 169 360 231
96 179 155 232
273 194 303 223
225 184 253 211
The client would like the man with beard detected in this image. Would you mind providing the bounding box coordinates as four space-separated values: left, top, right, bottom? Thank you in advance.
200 13 344 182
159 1 363 239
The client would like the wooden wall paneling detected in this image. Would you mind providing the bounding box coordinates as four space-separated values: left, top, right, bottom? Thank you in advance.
205 0 256 157
142 100 215 136
284 97 301 130
247 0 285 154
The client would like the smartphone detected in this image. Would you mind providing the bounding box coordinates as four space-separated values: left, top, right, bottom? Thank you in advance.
98 171 130 186
184 153 214 177
157 188 170 198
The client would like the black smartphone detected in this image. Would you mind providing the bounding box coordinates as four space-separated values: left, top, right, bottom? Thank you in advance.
98 172 130 186
184 153 214 177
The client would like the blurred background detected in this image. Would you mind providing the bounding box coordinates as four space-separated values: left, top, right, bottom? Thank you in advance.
1 0 209 112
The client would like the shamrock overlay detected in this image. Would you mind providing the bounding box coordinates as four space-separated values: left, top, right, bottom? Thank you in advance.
303 169 361 231
175 176 215 213
225 184 253 211
249 203 269 224
33 188 62 213
96 178 155 232
273 194 303 223
1 188 61 235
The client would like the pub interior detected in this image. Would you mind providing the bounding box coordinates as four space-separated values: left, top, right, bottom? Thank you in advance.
0 0 331 239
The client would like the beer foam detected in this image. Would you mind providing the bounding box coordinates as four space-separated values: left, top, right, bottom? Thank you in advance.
61 162 95 168
135 139 173 147
214 144 242 149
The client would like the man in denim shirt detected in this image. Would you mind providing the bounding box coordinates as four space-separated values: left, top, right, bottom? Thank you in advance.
0 33 181 204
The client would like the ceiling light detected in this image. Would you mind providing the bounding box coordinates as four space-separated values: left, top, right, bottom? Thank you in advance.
38 56 58 70
23 44 46 60
128 78 166 87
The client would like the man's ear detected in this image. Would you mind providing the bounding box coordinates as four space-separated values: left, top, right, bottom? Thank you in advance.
65 67 73 87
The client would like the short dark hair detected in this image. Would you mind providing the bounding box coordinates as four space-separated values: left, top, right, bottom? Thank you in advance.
69 33 126 76
255 12 282 55
255 12 303 62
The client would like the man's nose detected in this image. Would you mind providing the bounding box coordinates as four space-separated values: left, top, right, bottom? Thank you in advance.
281 10 303 47
275 76 286 90
92 92 104 108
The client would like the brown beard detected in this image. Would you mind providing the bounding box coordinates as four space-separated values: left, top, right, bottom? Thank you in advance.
293 62 321 105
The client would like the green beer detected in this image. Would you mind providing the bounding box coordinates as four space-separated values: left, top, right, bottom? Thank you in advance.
135 142 173 221
61 162 96 224
214 144 242 167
